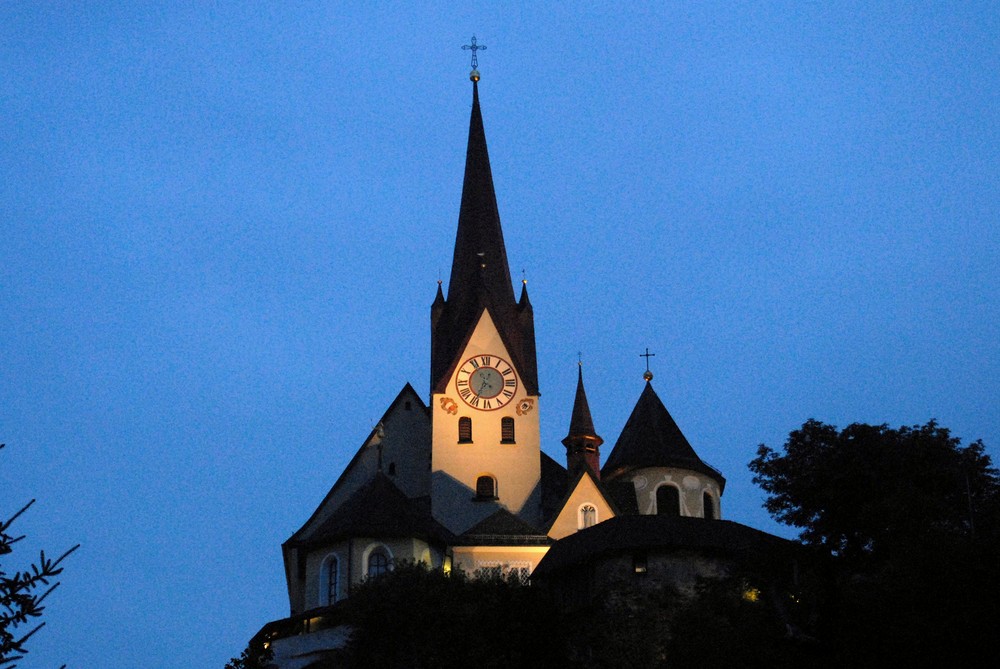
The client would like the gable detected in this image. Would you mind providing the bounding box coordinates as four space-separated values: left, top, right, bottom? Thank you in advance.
432 299 539 396
441 307 517 394
546 471 617 541
287 383 430 543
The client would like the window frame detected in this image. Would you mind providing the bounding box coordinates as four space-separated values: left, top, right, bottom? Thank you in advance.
365 545 393 580
500 417 515 443
475 475 498 500
319 553 340 606
458 416 473 443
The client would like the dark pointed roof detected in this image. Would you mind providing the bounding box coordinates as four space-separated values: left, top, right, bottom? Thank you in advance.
601 382 725 490
448 80 515 310
539 451 570 523
563 365 601 444
430 80 538 395
288 473 453 547
518 279 531 308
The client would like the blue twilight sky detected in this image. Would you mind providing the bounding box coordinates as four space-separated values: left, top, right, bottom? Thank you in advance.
3 2 999 667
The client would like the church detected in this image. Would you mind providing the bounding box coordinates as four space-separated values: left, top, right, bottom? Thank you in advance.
255 59 795 667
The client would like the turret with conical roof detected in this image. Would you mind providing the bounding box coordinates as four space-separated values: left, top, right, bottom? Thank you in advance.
562 364 603 479
602 380 725 492
430 78 538 396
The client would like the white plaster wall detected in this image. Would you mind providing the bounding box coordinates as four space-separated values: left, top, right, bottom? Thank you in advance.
300 538 442 611
629 467 723 518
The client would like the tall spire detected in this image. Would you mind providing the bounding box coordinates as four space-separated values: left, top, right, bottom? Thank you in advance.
447 79 515 310
430 76 538 396
562 363 604 479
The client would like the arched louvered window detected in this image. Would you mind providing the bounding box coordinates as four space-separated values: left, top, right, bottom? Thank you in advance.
579 504 597 529
476 475 497 499
458 417 472 443
703 491 715 519
501 417 515 443
656 485 680 516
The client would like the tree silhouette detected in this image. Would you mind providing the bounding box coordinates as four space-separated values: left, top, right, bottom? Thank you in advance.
1 444 79 669
750 421 1000 665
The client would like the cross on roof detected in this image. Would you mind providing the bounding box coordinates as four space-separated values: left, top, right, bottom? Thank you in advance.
640 347 656 380
462 35 486 69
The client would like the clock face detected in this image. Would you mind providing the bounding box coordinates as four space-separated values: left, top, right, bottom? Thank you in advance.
456 355 518 410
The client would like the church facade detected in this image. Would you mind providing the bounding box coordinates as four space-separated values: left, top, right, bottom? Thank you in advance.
256 67 794 667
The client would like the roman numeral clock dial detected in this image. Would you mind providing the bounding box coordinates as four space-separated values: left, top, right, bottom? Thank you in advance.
456 355 518 410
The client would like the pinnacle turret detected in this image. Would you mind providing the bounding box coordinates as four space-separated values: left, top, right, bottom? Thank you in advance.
562 364 603 479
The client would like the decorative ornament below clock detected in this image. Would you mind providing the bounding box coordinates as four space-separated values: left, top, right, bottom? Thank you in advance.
439 397 458 415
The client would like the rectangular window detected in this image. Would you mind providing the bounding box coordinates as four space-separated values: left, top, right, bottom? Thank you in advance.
458 417 472 443
501 417 515 443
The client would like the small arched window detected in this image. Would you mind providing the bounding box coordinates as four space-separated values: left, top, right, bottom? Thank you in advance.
579 504 597 529
320 554 339 605
367 547 391 579
476 475 497 499
501 417 515 443
703 491 715 519
458 417 473 443
656 485 680 516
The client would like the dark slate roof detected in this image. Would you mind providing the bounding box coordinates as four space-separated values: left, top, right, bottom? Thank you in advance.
540 450 569 525
455 508 551 546
289 473 453 547
601 381 725 491
602 479 640 515
430 80 539 396
562 364 602 446
532 514 794 578
449 80 513 311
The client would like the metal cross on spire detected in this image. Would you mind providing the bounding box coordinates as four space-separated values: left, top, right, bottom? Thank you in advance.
462 35 486 69
640 347 656 381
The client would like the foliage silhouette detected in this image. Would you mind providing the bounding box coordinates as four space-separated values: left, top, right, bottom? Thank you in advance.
1 444 79 669
750 420 1000 665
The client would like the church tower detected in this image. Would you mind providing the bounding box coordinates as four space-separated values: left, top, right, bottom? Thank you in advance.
429 71 542 534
